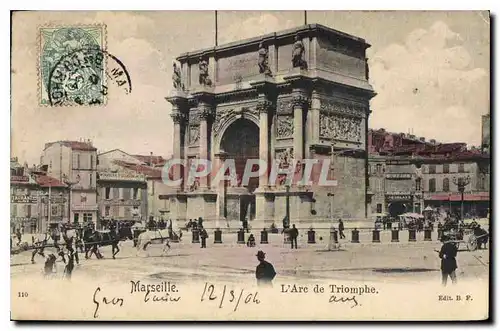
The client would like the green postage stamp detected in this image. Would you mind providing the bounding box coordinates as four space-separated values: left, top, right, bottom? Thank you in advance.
38 25 107 106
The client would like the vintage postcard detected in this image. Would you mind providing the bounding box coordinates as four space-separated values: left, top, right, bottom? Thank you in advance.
10 10 490 321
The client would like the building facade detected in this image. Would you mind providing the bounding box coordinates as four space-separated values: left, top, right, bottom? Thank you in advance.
97 170 147 229
41 140 98 225
165 24 375 228
10 157 69 234
10 159 39 233
98 149 170 221
368 129 490 219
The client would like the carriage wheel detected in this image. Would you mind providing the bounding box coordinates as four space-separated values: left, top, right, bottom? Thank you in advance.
467 235 478 252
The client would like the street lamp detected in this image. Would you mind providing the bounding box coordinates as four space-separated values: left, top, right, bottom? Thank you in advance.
63 173 80 225
284 183 291 228
452 175 471 221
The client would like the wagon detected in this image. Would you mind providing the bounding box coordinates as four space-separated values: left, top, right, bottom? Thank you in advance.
441 227 488 252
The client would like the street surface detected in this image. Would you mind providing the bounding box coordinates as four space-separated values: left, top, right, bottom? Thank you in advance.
11 228 490 286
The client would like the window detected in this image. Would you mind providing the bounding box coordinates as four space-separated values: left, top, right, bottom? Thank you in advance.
376 164 382 174
105 187 111 200
429 178 436 192
443 178 450 192
443 164 449 173
77 154 81 169
83 213 93 223
133 188 139 200
415 178 422 191
458 163 465 173
89 173 93 187
51 205 59 216
112 187 119 199
428 165 436 174
25 204 31 217
74 213 79 223
104 206 110 217
376 203 382 213
478 175 485 190
122 188 131 200
11 204 17 217
90 155 94 170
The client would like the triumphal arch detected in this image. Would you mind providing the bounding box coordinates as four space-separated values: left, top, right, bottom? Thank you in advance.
164 24 376 229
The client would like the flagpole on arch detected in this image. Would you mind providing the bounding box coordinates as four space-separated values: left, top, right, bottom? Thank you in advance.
215 10 218 47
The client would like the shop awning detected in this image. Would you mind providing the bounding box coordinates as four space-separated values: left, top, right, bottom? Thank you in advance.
425 192 489 201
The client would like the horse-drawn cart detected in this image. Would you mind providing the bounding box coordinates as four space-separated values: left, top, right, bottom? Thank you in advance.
441 222 489 252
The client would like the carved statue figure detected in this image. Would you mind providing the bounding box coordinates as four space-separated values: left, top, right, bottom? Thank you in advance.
172 62 183 90
198 57 212 87
258 41 272 77
277 148 293 170
292 34 307 70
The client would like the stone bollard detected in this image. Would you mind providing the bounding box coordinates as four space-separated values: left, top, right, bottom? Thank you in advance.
214 228 222 244
283 229 291 244
237 228 245 244
307 228 316 244
192 228 200 243
171 230 180 243
331 228 339 244
391 229 399 242
408 229 416 242
351 228 359 243
372 229 380 243
260 229 269 244
424 228 432 241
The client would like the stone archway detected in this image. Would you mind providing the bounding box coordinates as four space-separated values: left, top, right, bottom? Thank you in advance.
219 118 259 223
220 118 260 192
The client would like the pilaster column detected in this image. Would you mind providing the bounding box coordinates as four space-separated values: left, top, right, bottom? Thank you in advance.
292 94 308 162
166 95 188 191
199 106 211 189
171 112 184 186
257 100 273 188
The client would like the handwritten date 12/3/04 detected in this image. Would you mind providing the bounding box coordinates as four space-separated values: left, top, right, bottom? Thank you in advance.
201 282 261 312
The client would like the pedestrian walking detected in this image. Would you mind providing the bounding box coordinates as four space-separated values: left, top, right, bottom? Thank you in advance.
255 250 276 287
437 235 458 286
200 226 208 248
289 224 299 249
338 219 345 239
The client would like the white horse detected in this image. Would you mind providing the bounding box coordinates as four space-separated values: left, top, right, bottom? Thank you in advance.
136 229 172 255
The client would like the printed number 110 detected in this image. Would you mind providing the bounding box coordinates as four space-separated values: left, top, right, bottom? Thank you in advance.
18 292 28 298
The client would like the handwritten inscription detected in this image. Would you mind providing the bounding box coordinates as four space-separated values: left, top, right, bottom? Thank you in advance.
200 282 261 312
92 287 124 319
130 280 181 304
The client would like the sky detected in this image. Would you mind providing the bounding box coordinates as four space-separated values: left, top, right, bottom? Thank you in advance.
11 11 490 165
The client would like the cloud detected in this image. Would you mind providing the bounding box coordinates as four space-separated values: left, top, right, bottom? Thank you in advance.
222 13 296 44
369 21 488 146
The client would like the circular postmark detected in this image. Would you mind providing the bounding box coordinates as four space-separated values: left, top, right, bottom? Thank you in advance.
48 47 132 106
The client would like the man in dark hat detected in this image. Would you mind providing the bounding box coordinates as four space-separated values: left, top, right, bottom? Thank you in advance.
438 235 458 286
338 219 345 239
289 224 299 249
255 250 276 287
200 226 208 248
